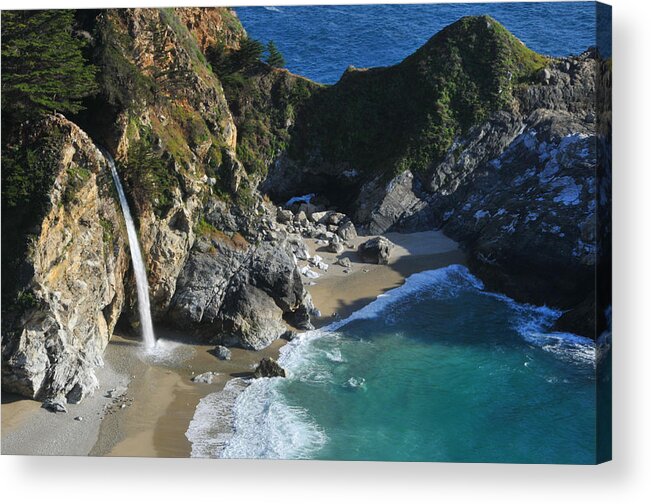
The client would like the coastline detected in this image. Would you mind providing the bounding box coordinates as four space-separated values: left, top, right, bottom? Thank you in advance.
1 230 463 457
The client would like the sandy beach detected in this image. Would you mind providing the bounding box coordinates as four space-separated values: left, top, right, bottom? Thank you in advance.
1 230 463 458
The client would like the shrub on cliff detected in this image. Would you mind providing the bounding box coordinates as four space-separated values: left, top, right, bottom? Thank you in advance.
266 41 285 68
206 36 265 77
1 10 98 124
120 135 178 219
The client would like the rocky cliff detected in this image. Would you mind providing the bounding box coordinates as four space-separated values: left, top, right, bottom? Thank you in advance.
1 8 314 402
1 115 129 403
1 10 610 404
264 16 611 338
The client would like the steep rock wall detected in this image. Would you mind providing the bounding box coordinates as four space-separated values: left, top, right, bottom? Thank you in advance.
1 115 129 402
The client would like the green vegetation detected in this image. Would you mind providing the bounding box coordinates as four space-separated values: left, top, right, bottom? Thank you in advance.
219 66 319 178
231 37 265 72
1 125 66 312
206 37 265 77
1 10 98 124
119 133 179 219
61 164 92 206
99 217 115 246
93 13 155 111
289 15 548 179
170 102 211 149
195 215 218 236
266 41 285 68
1 125 64 214
16 289 39 312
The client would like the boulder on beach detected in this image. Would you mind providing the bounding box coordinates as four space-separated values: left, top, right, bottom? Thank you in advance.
253 357 286 378
218 283 287 350
213 345 232 361
328 241 344 254
358 236 394 265
42 397 67 413
336 257 352 268
337 220 357 241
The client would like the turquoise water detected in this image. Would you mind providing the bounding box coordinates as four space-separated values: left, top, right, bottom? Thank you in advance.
189 266 597 463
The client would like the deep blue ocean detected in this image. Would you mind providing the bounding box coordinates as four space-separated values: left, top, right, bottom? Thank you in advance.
236 2 600 84
185 3 603 463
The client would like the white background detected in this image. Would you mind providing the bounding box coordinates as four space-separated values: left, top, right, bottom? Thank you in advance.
1 0 649 502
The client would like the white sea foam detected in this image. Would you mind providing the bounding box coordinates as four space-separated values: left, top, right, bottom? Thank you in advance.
479 289 595 365
186 378 248 458
219 378 327 459
325 347 345 363
346 377 367 390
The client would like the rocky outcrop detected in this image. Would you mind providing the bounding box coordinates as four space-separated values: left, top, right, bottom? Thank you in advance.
169 222 315 349
253 357 286 378
1 115 129 402
174 7 244 52
261 19 610 337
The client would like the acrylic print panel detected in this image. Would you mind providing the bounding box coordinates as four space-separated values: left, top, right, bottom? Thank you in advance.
1 2 611 463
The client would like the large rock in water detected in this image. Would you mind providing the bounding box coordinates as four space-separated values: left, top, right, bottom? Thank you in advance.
358 237 394 265
1 115 129 402
253 357 286 378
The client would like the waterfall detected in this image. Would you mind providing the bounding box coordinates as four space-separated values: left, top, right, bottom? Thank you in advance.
104 151 157 348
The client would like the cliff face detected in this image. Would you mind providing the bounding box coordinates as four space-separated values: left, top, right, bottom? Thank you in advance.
263 17 610 337
1 115 129 402
1 8 314 402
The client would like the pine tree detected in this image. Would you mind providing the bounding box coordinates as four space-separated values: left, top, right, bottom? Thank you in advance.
232 37 264 71
1 10 98 124
266 41 285 68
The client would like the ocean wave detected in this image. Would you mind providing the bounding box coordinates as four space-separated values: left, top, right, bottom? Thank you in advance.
278 265 483 372
186 378 248 458
220 378 327 459
477 285 595 366
522 331 596 366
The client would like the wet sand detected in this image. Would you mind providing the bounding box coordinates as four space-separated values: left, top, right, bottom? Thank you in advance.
91 333 286 458
303 230 464 326
2 229 463 457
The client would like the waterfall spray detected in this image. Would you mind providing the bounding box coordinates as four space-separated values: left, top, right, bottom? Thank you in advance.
105 151 156 348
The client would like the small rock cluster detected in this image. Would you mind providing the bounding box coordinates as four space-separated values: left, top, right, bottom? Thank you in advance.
101 388 133 417
275 199 361 278
252 357 286 378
